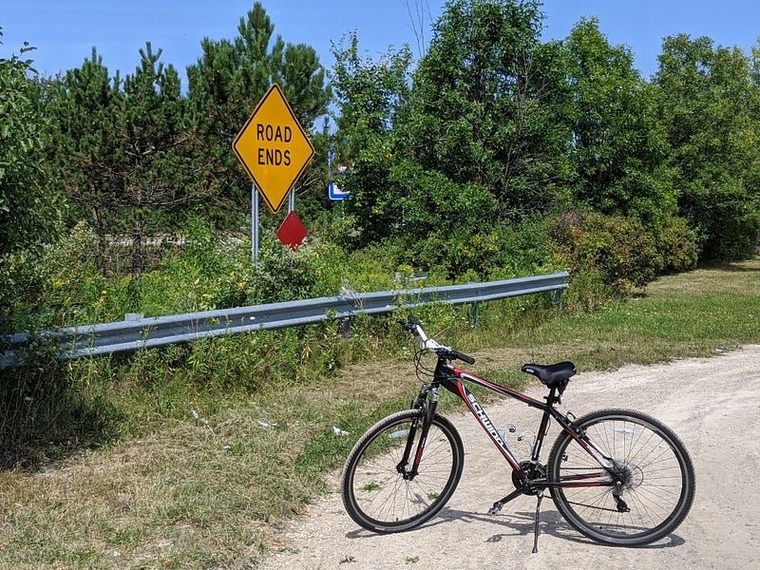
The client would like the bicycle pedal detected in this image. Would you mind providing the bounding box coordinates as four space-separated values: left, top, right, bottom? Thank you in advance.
488 502 503 515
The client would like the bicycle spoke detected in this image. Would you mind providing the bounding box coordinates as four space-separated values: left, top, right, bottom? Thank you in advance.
342 411 464 532
548 409 694 546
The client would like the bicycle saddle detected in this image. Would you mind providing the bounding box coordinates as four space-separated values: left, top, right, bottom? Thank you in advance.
521 361 576 389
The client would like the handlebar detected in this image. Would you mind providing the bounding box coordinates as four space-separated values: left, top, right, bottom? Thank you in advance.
402 315 476 365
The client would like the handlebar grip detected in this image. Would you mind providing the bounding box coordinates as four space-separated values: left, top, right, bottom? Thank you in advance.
452 350 475 365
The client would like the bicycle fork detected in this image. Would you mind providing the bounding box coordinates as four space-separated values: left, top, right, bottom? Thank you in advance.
396 385 439 480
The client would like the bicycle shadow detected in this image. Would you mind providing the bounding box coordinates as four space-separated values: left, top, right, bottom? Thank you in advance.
345 505 686 550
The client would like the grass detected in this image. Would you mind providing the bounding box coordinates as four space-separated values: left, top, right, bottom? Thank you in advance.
516 260 760 368
1 260 759 568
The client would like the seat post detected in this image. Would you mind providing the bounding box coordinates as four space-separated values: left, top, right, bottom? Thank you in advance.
529 387 557 463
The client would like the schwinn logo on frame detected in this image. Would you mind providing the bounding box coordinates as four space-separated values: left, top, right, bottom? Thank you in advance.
467 393 506 447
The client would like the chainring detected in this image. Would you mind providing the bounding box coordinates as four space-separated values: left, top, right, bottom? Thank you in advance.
511 461 547 495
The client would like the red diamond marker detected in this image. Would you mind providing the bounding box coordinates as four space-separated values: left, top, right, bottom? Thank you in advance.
277 211 308 250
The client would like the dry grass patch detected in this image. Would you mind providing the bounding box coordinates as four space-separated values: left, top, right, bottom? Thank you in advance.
0 356 423 569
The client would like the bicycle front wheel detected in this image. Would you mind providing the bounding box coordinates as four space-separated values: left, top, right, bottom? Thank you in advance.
341 410 464 533
548 408 695 546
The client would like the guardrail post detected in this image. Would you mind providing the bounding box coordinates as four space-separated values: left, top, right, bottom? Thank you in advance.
551 289 565 311
468 302 480 328
338 316 354 338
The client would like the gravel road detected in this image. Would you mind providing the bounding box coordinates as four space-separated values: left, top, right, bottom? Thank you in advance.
259 346 760 570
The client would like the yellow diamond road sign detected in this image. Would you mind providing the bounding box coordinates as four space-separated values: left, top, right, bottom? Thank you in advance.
233 84 315 212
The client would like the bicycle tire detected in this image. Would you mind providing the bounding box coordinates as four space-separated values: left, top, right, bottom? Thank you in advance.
547 408 695 546
341 410 464 533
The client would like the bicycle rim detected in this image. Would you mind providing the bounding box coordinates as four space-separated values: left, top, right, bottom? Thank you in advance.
548 408 695 546
341 410 464 533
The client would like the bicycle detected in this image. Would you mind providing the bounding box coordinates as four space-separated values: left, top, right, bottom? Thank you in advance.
341 315 695 553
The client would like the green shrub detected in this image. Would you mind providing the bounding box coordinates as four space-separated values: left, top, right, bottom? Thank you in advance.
485 218 561 279
382 218 560 282
652 215 699 274
548 210 662 296
0 249 48 334
680 178 760 262
35 222 109 326
143 217 251 314
247 237 327 304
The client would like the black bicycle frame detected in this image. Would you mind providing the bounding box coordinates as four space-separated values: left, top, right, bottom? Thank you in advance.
412 356 617 490
444 366 559 473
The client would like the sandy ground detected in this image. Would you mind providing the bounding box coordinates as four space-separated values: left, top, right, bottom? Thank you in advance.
259 345 760 570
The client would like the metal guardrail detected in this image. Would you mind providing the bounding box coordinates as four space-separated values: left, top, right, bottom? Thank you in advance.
1 271 569 369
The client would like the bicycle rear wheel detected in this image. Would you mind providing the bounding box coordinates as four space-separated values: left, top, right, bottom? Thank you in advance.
341 410 464 533
548 408 695 546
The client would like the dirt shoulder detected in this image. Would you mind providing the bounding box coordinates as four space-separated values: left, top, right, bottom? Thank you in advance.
259 345 760 570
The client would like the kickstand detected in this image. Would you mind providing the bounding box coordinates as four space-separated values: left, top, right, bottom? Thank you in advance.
532 490 544 554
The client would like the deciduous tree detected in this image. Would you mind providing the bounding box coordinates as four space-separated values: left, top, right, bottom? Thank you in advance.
563 18 674 225
0 37 64 257
655 34 760 260
0 33 65 320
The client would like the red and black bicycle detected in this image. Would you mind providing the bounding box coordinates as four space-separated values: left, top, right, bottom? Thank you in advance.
341 315 695 552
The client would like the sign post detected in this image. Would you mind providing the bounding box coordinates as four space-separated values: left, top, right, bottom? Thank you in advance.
233 84 315 262
252 187 259 264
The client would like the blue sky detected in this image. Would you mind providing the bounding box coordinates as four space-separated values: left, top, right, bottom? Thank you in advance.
1 1 759 82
